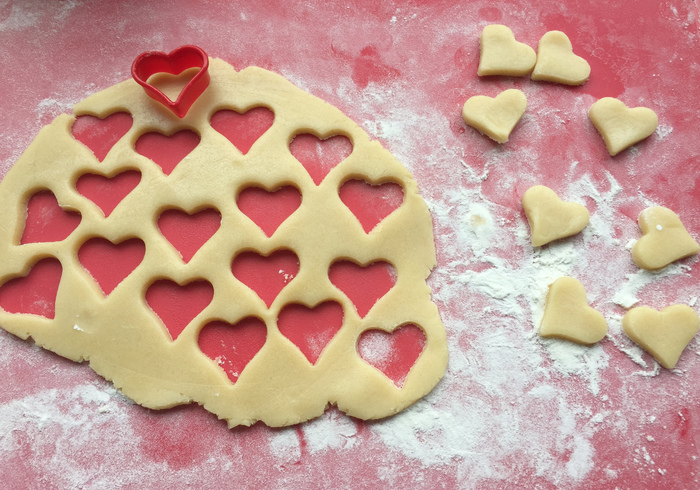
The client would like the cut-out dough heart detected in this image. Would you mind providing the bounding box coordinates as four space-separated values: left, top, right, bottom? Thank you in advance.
522 185 589 247
539 276 607 345
20 190 81 244
631 206 700 270
622 305 699 369
477 25 536 77
462 89 527 143
589 98 658 156
531 31 590 86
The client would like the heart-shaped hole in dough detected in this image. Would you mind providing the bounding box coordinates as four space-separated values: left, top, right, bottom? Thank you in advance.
622 304 699 369
328 259 396 318
277 301 344 365
79 237 145 296
338 178 404 233
198 316 268 383
232 249 299 308
462 89 527 143
0 257 62 319
20 190 81 245
522 185 589 247
71 112 133 162
357 323 426 388
539 276 607 345
289 133 353 185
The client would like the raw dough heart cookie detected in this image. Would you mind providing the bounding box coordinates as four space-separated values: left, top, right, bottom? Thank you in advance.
631 206 700 270
539 276 607 345
522 185 590 247
531 31 591 86
462 89 527 143
0 49 448 427
589 98 658 156
477 25 537 77
622 305 699 369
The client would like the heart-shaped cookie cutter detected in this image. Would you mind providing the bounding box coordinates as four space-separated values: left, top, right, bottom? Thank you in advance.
131 45 210 118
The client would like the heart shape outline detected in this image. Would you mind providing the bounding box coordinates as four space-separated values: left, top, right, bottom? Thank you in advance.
622 304 699 369
539 276 607 345
522 185 589 247
289 132 353 185
131 45 210 118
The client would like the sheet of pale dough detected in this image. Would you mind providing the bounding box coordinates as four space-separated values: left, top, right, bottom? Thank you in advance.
0 58 447 427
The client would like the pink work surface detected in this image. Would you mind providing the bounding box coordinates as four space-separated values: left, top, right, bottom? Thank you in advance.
1 0 700 488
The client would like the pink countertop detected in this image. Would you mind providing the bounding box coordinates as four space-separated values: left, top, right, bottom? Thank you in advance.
1 0 700 487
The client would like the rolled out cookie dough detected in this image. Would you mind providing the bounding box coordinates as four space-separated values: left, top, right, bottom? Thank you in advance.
477 25 537 77
0 57 448 427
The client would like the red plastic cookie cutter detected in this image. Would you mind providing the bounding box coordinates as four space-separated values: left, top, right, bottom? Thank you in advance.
131 45 210 118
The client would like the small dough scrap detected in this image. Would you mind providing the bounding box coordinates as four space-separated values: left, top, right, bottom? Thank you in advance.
477 25 537 77
531 31 590 85
462 89 527 143
522 185 589 247
631 206 700 270
539 276 607 345
589 97 658 156
622 305 699 369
